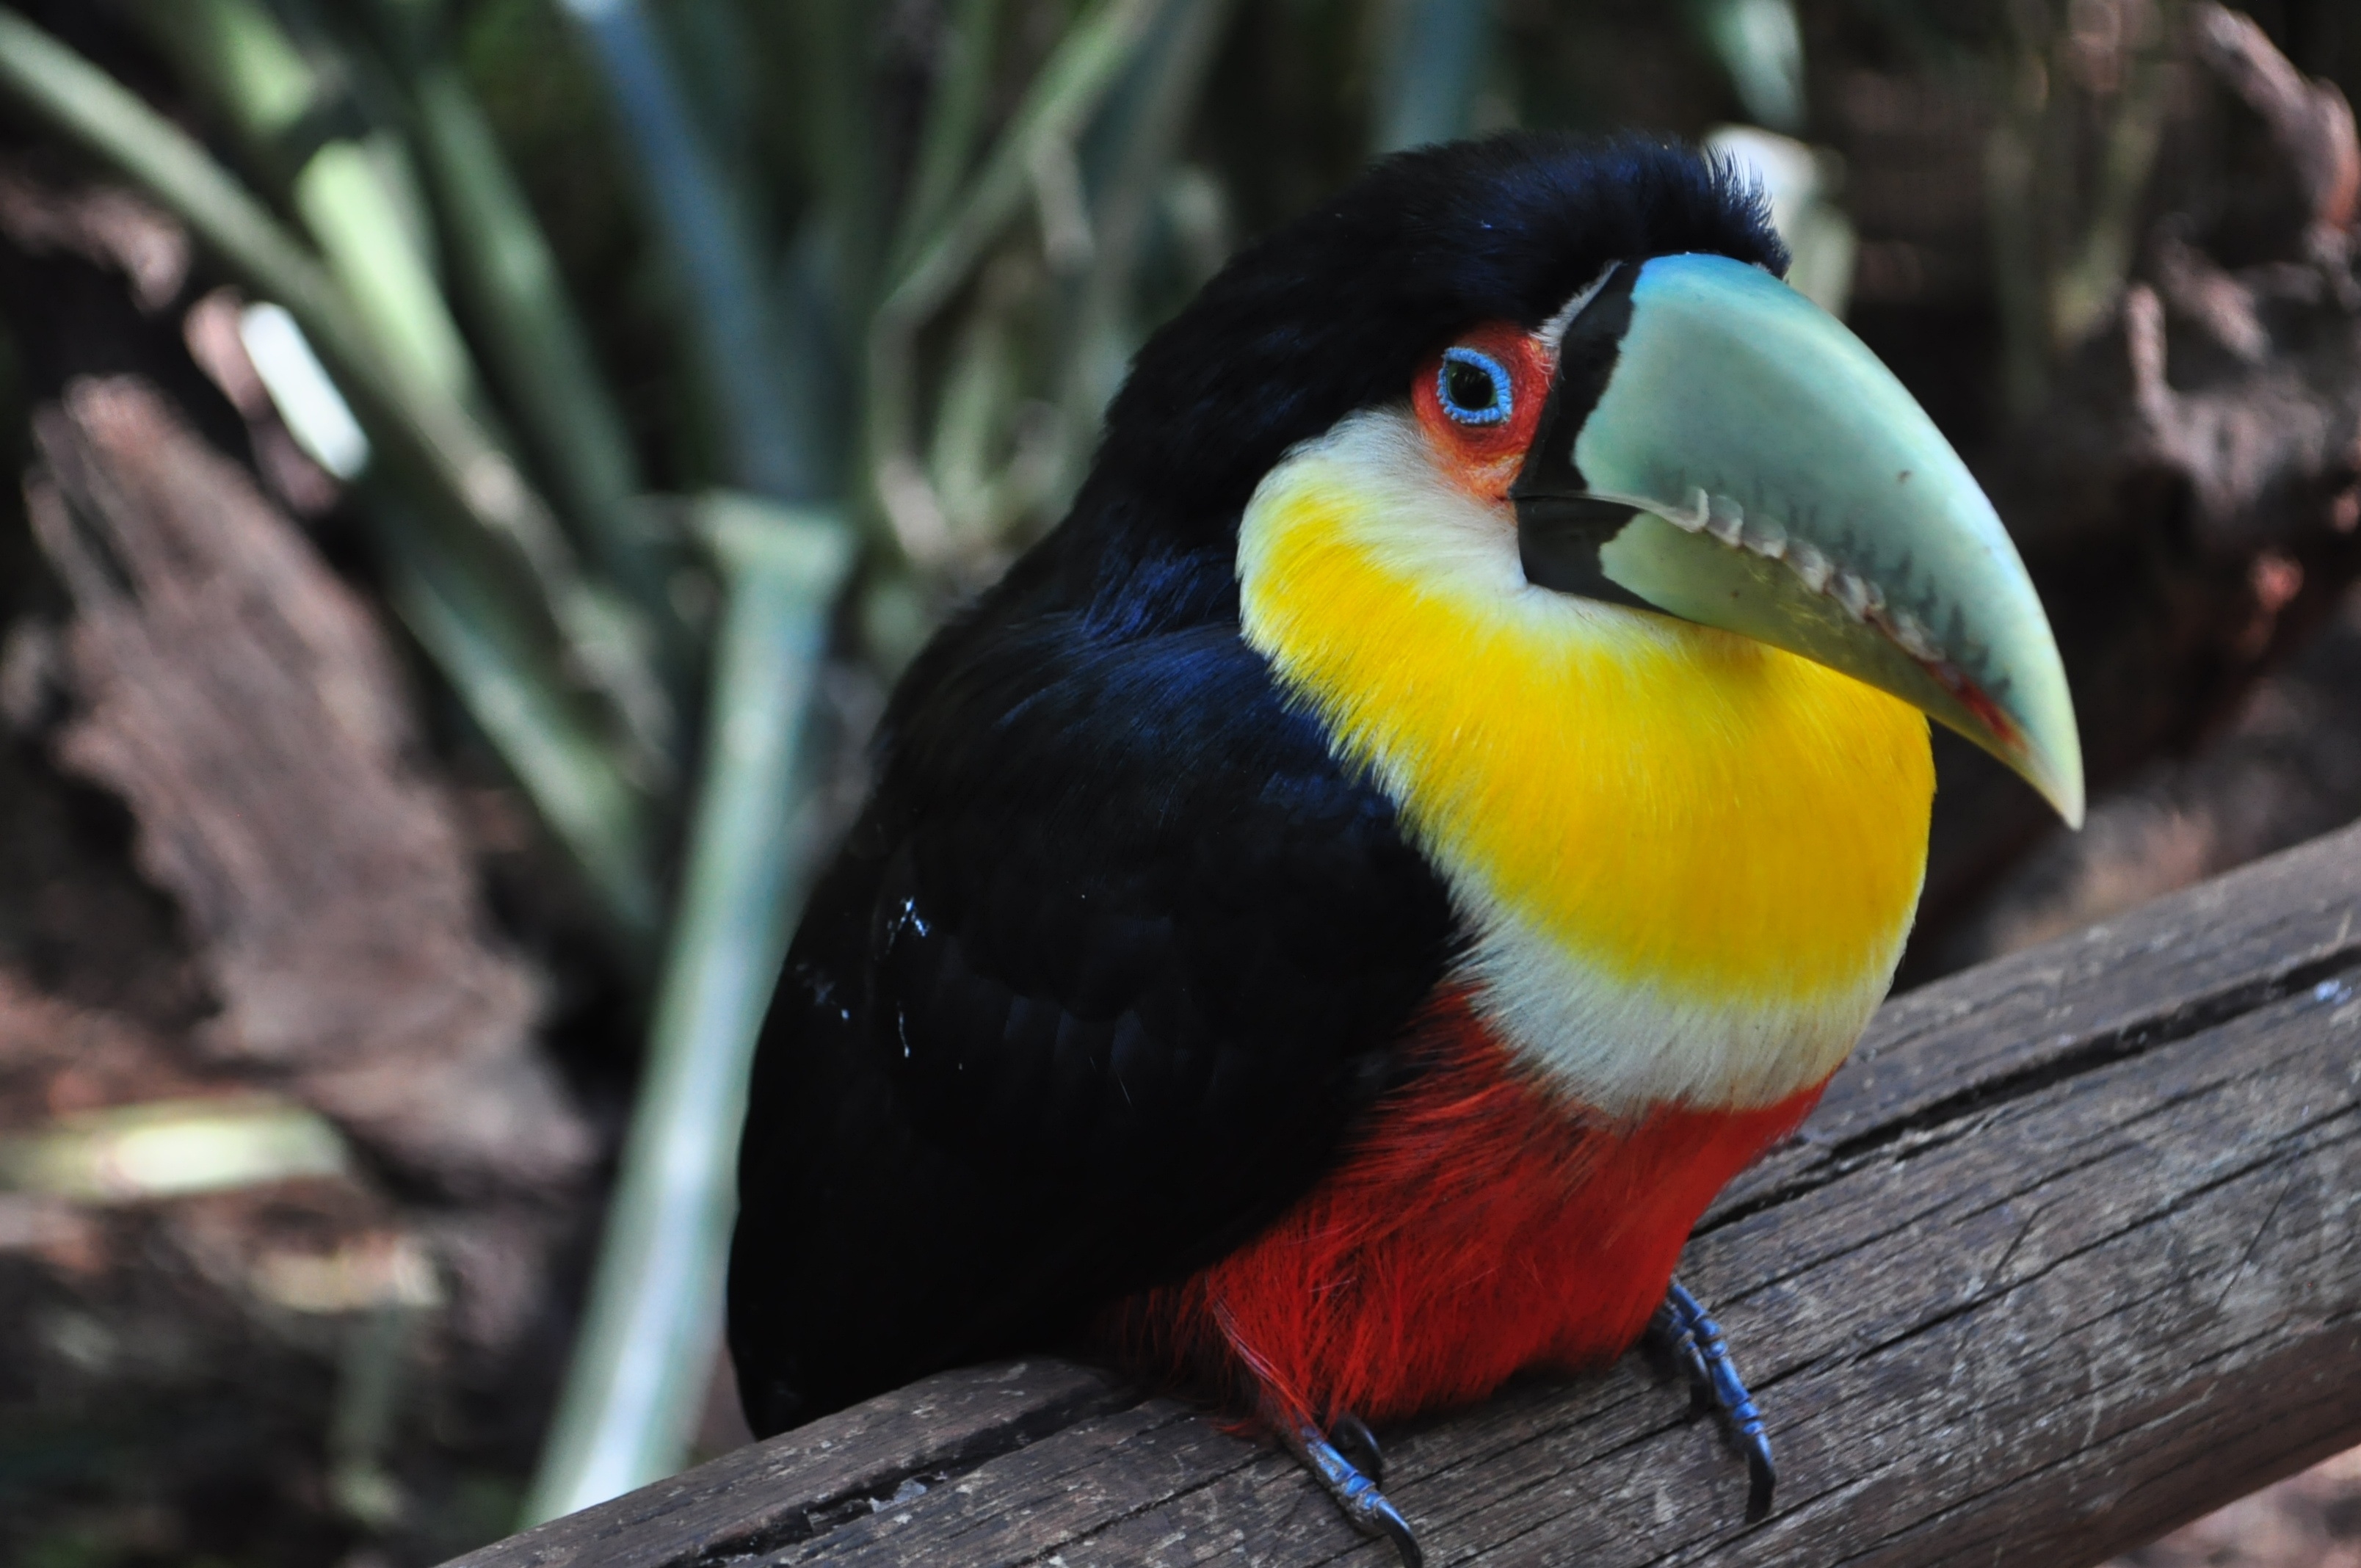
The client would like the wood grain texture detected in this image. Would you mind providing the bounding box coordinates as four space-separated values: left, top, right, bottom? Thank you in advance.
1714 814 2361 1221
455 822 2361 1568
446 1360 1130 1568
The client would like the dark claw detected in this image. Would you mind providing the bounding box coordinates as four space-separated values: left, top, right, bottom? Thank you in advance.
1367 1490 1424 1568
1285 1418 1424 1568
1655 1278 1778 1524
1744 1440 1777 1525
1330 1410 1385 1486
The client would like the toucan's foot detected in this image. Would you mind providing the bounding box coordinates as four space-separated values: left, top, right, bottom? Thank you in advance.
1650 1278 1777 1523
1283 1415 1423 1568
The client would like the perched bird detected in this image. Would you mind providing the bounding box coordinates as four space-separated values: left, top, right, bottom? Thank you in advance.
729 134 2081 1561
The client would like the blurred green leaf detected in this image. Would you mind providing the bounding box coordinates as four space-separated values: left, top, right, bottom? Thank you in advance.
369 0 684 660
868 0 1167 566
557 0 820 502
1372 0 1496 153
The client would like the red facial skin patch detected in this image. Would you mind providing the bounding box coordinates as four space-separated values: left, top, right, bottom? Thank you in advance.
1410 322 1555 504
1099 989 1827 1432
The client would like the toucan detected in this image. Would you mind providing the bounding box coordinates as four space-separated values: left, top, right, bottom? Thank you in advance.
728 134 2081 1562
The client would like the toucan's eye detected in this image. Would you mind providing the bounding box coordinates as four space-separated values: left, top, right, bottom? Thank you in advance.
1437 347 1512 427
1412 325 1548 496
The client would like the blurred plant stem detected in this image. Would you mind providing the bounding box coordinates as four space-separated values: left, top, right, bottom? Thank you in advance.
330 1300 424 1531
363 0 683 666
913 0 1240 567
868 0 1164 567
1048 0 1238 493
1372 0 1496 153
557 0 818 503
377 516 662 937
776 0 885 325
522 497 850 1525
891 0 1005 281
0 5 665 940
134 0 476 402
1988 0 2180 416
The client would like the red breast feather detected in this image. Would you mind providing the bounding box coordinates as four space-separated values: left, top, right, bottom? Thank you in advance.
1101 988 1824 1429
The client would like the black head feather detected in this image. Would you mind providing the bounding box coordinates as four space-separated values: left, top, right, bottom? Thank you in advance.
1092 132 1785 537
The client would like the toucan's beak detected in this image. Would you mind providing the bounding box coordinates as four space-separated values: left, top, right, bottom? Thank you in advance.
1513 253 2084 827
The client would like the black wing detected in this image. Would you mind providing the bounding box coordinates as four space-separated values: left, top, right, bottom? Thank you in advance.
728 591 1454 1434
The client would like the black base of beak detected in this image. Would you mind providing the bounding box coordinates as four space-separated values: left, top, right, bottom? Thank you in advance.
1515 493 1656 610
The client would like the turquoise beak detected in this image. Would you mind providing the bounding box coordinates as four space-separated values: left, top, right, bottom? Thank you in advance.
1513 253 2084 827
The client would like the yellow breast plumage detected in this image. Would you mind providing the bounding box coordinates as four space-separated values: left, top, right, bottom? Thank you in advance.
1238 408 1932 1113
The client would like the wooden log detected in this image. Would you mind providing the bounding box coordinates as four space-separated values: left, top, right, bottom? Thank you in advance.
450 822 2361 1568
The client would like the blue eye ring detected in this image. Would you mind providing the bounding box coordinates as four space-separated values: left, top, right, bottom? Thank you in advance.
1437 346 1512 427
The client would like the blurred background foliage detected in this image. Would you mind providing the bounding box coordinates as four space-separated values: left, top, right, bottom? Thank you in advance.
0 0 2358 1565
